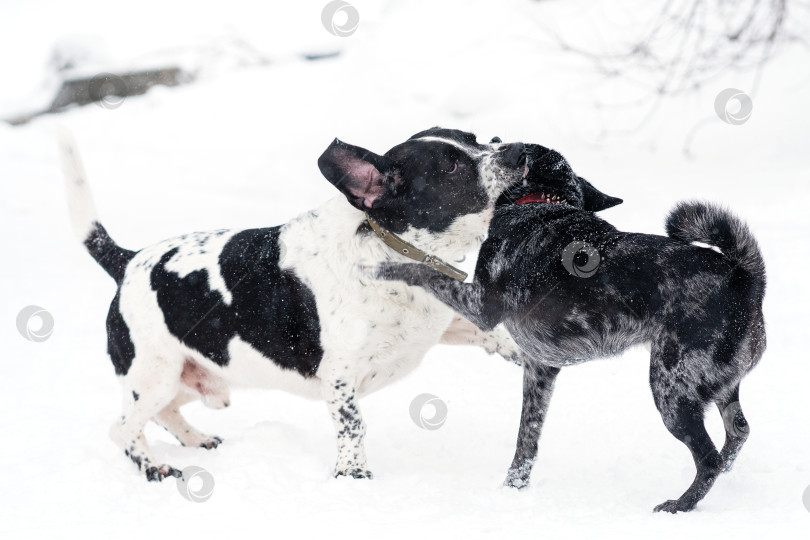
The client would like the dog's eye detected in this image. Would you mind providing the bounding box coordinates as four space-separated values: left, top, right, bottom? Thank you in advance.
444 162 458 174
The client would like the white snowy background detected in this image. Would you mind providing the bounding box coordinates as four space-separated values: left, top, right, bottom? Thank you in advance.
1 0 809 538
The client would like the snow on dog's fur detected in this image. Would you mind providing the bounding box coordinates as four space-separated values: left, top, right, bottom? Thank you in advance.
61 127 528 481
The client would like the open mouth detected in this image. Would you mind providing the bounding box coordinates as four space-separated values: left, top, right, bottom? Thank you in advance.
515 191 567 205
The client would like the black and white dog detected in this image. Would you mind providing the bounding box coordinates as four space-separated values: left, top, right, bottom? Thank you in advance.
373 144 767 513
61 128 529 481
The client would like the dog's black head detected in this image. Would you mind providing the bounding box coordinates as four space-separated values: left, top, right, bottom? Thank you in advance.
318 127 528 234
496 144 622 212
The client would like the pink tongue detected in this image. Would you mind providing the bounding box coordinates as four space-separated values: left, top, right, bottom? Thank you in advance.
515 193 550 204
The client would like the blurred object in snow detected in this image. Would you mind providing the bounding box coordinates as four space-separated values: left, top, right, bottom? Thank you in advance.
4 68 192 126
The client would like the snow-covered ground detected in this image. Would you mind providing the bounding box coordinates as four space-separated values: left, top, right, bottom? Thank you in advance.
2 1 809 538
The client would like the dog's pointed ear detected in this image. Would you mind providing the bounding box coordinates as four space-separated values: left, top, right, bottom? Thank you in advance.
318 138 394 211
580 177 623 212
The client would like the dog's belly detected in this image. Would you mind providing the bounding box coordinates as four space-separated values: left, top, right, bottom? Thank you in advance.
209 295 452 399
177 289 452 400
207 336 324 399
506 315 647 368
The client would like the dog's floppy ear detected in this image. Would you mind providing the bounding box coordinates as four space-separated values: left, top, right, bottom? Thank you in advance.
318 138 394 211
580 177 623 212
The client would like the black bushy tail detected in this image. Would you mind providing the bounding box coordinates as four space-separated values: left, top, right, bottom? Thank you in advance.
667 201 767 366
59 130 136 284
666 201 766 284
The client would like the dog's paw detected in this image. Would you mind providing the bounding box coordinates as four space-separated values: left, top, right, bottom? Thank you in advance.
199 436 223 450
503 473 531 490
653 499 693 514
334 468 374 480
145 464 183 482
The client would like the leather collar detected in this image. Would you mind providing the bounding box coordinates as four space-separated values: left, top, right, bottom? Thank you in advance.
366 216 468 281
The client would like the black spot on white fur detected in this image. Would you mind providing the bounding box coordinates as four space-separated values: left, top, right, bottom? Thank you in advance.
150 227 324 377
106 291 135 375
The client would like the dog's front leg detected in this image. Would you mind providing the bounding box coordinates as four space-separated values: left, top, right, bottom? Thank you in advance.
504 362 561 489
322 376 372 479
375 262 504 331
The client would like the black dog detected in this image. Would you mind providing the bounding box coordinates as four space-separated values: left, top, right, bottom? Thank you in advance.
373 144 766 513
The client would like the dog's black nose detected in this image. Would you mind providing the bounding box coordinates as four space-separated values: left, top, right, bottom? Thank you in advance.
490 136 502 144
500 142 526 168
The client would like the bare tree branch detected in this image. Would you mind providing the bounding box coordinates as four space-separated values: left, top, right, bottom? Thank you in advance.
543 0 795 96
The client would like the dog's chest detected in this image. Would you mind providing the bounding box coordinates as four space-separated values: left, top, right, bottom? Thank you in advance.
279 200 455 390
311 269 453 380
348 282 453 393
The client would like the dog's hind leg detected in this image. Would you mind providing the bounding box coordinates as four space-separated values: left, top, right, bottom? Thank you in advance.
504 363 561 489
109 355 184 482
649 361 723 513
153 388 224 450
716 385 749 472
